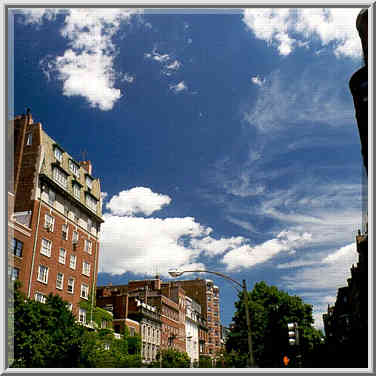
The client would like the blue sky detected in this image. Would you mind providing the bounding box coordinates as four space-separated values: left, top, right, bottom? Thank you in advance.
11 7 366 329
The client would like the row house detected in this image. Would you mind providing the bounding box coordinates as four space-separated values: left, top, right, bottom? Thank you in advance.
9 112 103 325
185 296 201 365
170 278 221 357
95 285 140 336
127 297 162 363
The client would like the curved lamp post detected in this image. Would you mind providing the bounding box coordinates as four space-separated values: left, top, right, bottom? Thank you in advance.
168 269 255 368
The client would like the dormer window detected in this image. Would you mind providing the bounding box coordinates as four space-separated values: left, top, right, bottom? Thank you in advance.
54 147 63 162
73 183 80 199
86 175 93 189
53 167 67 188
69 160 80 178
86 193 97 212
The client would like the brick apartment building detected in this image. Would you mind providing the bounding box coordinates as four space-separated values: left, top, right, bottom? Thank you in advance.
161 278 221 357
96 276 209 360
8 112 103 325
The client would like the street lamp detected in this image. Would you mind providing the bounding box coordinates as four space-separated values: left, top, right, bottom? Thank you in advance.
168 269 255 368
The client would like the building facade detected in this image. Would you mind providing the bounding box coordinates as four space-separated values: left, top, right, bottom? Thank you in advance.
323 230 368 367
9 112 103 325
185 296 202 365
170 278 220 357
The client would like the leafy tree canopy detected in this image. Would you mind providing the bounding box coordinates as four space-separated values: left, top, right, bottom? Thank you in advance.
226 281 324 368
12 282 85 367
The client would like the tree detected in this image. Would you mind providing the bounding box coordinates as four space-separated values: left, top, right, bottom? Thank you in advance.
12 282 85 367
11 282 142 368
155 348 191 368
226 281 324 368
198 355 213 368
79 324 142 367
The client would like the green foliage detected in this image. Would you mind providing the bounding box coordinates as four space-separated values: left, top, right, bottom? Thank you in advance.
198 355 213 368
79 325 142 367
11 282 142 368
226 281 324 368
155 348 191 368
11 284 85 367
79 292 113 329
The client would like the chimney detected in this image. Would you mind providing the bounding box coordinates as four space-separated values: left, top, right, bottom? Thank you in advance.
80 160 92 175
26 108 33 125
154 274 161 290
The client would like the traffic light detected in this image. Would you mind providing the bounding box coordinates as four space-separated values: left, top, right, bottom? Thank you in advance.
287 322 299 346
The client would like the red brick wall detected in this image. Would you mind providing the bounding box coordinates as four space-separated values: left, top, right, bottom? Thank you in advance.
27 200 99 317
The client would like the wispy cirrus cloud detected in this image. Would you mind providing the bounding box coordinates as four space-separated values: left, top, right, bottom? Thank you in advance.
20 8 141 110
243 8 363 58
244 69 355 133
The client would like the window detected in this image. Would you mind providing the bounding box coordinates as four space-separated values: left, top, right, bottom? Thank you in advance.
62 224 68 240
69 255 77 270
53 167 67 188
9 267 20 281
54 147 63 162
101 320 108 329
56 272 64 290
79 308 87 324
84 239 92 254
86 194 97 212
59 248 66 264
130 327 135 336
26 132 32 145
86 175 93 189
82 261 91 276
87 218 92 232
35 293 46 303
81 283 89 299
37 265 49 284
12 238 23 257
69 160 80 178
40 238 52 257
67 278 75 293
72 231 79 244
73 183 80 199
44 214 54 232
48 189 55 205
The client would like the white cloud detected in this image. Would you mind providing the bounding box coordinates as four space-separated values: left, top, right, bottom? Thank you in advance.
222 230 312 271
251 75 265 87
243 8 363 58
99 213 208 276
21 8 140 110
145 48 182 76
190 235 246 256
51 49 122 111
17 8 63 24
170 81 188 93
121 73 135 83
166 60 181 71
106 187 171 216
